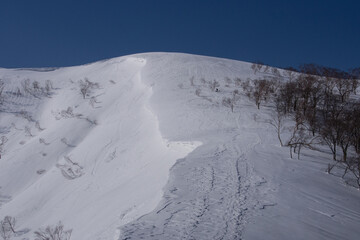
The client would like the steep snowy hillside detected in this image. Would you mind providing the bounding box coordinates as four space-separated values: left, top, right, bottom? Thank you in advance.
0 53 359 240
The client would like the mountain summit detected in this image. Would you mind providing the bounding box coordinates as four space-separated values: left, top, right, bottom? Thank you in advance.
1 53 359 240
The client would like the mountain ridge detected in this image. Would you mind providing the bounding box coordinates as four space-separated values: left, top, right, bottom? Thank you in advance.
0 53 359 240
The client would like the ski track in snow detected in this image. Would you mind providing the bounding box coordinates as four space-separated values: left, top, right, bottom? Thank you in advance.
119 131 262 240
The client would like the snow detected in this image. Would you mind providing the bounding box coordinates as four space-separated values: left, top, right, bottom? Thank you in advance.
0 52 359 240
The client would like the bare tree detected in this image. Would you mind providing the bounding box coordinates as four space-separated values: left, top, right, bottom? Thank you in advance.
34 222 72 240
251 79 272 109
350 67 360 94
268 101 286 146
277 81 297 114
349 154 360 187
222 97 234 113
319 94 345 161
351 104 360 153
334 78 353 103
286 117 319 160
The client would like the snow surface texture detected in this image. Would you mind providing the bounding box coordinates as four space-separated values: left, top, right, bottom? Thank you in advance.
0 53 359 240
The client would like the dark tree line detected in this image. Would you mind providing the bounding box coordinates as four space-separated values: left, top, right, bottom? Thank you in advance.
248 63 360 187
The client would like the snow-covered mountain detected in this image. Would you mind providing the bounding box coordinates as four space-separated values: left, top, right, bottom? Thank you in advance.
0 53 359 240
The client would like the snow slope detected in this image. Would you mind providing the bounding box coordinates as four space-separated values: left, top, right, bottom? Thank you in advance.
0 53 359 240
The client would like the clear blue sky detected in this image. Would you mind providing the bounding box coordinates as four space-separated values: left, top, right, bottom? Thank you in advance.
0 0 359 70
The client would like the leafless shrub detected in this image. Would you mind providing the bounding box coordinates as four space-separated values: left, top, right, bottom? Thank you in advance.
251 62 263 74
61 107 77 118
61 138 75 148
15 87 22 97
24 126 34 137
263 65 270 73
45 79 54 89
44 80 54 97
16 110 34 122
20 79 51 99
34 222 72 240
0 136 8 154
234 78 242 87
106 149 117 163
240 79 251 93
0 80 4 105
222 97 234 112
54 107 83 120
85 118 98 125
189 76 195 86
56 156 84 180
284 69 295 81
32 81 40 91
89 96 100 108
37 169 46 175
271 67 281 77
35 121 45 131
209 80 220 92
79 80 90 99
195 89 201 97
200 78 206 84
39 138 50 145
233 89 239 96
21 79 33 96
79 78 99 99
0 216 17 240
225 77 232 84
